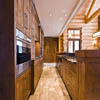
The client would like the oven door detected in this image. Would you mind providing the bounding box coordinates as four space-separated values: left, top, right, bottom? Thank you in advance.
16 38 31 65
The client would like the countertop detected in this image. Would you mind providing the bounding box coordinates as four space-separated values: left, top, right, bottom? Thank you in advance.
57 54 77 64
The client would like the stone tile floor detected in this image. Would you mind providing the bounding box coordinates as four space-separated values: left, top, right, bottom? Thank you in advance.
29 63 71 100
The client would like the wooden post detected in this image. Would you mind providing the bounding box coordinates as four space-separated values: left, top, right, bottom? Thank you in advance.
0 0 16 100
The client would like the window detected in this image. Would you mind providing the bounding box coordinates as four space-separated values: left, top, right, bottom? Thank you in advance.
67 28 81 53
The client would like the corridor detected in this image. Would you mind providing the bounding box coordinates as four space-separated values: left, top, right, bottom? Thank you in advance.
29 64 71 100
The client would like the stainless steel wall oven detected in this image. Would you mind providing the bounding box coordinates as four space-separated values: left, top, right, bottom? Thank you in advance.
16 29 31 76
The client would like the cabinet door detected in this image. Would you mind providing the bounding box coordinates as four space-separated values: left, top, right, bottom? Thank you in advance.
27 69 31 91
23 0 30 31
17 0 24 27
23 70 31 100
16 77 24 100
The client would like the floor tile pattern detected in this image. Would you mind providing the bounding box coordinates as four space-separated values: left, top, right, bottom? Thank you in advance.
29 64 71 100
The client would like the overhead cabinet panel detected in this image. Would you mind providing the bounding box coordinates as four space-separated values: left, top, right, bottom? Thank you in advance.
24 0 30 31
17 0 24 27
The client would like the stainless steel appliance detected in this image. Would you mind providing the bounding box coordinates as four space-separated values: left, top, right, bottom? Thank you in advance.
16 29 31 77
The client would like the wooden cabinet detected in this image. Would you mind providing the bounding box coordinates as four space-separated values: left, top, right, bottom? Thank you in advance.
23 69 31 100
23 0 30 32
34 58 43 89
57 50 100 100
16 68 31 100
16 74 24 100
56 57 78 100
44 37 58 63
16 0 31 37
16 0 24 28
76 50 100 100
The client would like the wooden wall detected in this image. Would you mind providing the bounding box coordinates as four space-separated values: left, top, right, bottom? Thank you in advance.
44 37 58 63
0 1 15 100
63 15 98 52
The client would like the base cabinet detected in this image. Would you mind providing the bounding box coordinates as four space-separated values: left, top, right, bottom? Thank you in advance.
34 58 43 89
16 68 31 100
16 75 24 100
57 50 100 100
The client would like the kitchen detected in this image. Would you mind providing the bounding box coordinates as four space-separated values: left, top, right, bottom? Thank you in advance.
0 0 100 100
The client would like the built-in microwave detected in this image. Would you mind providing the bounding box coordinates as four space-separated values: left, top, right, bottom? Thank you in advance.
16 29 31 76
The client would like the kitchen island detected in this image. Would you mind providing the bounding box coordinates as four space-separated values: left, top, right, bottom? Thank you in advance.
56 53 78 100
56 50 100 100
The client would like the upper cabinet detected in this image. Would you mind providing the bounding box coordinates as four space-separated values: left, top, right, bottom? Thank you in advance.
16 0 44 59
16 0 40 39
16 0 24 28
35 26 40 41
23 0 30 33
16 0 31 37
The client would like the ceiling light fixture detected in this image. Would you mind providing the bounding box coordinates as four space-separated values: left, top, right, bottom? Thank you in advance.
65 14 67 17
49 13 52 17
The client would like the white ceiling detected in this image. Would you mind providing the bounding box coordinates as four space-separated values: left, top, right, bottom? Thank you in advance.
33 0 85 37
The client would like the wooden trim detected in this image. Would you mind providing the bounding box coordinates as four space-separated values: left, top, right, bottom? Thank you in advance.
85 8 100 23
86 0 96 18
68 28 82 30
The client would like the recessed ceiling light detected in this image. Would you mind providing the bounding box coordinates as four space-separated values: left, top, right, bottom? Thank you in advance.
65 14 67 17
49 13 52 17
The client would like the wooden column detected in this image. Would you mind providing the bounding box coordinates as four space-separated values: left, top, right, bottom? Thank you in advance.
0 0 16 100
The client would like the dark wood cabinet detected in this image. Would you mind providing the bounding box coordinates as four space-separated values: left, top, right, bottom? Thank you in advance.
16 68 31 100
34 58 43 89
23 0 30 32
16 74 24 100
56 56 78 100
16 0 24 28
56 50 100 100
76 50 100 100
44 37 58 63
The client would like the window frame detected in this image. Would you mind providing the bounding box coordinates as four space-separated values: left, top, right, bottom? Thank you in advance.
67 28 82 53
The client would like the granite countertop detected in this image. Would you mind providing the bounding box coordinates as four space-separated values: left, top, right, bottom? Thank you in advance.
63 56 77 63
16 61 31 78
57 54 77 63
67 58 77 63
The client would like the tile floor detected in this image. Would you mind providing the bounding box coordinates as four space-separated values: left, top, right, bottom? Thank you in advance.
29 63 71 100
